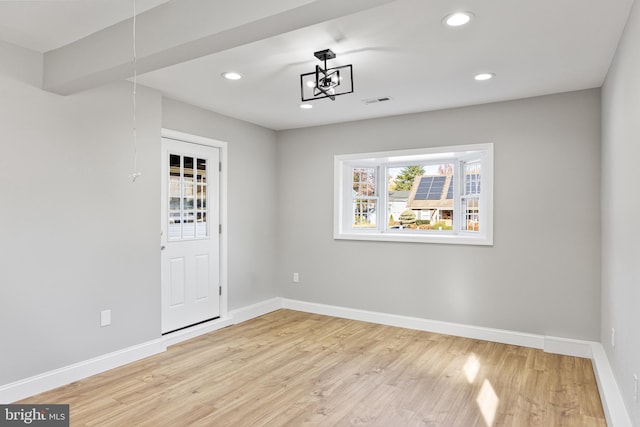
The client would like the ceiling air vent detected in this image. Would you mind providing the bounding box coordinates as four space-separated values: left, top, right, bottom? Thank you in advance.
362 97 392 105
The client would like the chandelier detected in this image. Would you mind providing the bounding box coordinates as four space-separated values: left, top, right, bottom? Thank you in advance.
300 49 353 102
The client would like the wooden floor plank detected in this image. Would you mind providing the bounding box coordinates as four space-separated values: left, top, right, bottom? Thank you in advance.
17 310 606 426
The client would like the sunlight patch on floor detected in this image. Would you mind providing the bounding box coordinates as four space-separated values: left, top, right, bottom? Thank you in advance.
463 353 480 383
476 378 499 427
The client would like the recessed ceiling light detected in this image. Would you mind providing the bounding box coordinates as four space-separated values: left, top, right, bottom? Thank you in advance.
221 72 242 80
299 104 313 109
443 11 474 27
474 73 495 81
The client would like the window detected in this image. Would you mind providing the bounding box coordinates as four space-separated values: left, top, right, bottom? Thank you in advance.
334 143 493 245
351 167 378 228
168 153 208 241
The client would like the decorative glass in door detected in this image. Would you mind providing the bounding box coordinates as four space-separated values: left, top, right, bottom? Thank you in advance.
168 154 208 240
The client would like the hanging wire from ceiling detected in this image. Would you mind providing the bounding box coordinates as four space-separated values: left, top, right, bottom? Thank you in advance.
129 0 142 183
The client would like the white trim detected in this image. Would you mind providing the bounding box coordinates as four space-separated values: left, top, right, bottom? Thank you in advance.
333 232 493 246
591 343 633 427
283 298 543 349
161 128 226 150
280 299 604 359
228 297 284 324
543 335 594 358
280 299 602 359
0 339 166 404
161 128 229 318
334 143 494 162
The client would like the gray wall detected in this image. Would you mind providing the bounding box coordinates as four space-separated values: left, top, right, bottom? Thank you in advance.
601 0 640 424
162 98 279 310
0 43 279 386
277 89 601 341
0 44 162 385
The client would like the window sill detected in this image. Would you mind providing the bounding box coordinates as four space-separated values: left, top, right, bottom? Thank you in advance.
334 231 493 246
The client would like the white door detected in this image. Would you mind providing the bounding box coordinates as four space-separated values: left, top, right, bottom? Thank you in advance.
161 138 220 334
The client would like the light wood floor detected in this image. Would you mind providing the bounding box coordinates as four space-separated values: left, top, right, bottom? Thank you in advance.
19 309 605 426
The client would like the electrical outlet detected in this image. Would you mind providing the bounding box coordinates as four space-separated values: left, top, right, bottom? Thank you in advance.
100 309 111 327
293 273 299 283
611 328 615 348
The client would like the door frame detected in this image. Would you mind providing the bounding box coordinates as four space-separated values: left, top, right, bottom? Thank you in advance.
161 128 228 321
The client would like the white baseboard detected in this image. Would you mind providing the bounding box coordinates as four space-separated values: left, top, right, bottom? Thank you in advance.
283 298 545 350
591 343 633 427
0 339 166 404
228 297 283 324
283 299 599 359
543 335 595 358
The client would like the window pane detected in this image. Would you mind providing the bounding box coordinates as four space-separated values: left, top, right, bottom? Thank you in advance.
197 158 207 183
462 198 480 231
462 162 480 232
184 156 194 182
169 180 181 210
169 154 180 177
388 164 454 231
169 197 180 210
465 162 481 195
196 212 207 238
168 212 181 240
183 182 195 209
183 212 195 238
352 198 377 228
197 185 206 209
170 180 181 197
352 168 376 196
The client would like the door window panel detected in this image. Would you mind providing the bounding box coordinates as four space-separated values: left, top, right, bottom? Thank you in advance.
168 153 208 240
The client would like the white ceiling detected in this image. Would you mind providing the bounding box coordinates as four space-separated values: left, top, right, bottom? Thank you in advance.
0 0 170 52
0 0 634 130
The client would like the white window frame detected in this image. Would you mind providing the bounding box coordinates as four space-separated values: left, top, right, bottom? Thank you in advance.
334 143 493 245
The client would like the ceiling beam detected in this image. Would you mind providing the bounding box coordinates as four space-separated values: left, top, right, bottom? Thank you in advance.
42 0 396 95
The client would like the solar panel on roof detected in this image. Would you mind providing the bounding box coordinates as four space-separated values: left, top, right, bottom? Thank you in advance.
446 180 454 199
416 179 431 191
413 176 447 200
427 178 444 199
